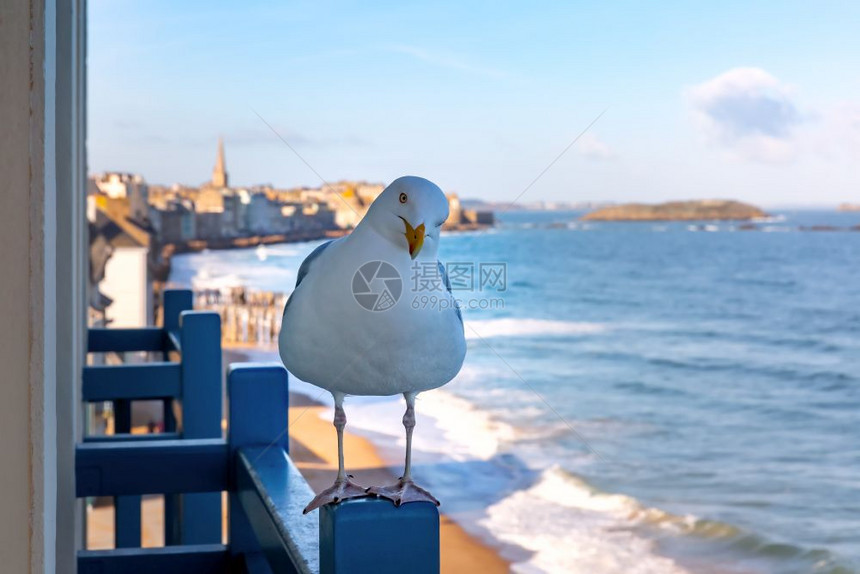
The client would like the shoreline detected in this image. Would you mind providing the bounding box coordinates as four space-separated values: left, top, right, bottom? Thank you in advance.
161 222 493 258
224 345 510 573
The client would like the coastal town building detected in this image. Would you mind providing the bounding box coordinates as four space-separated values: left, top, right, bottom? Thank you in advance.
462 208 495 226
87 195 157 327
211 136 229 188
151 199 197 243
246 193 277 234
120 139 494 250
446 193 463 229
93 171 150 222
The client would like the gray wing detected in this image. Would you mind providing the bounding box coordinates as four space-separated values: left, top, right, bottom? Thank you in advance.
283 240 333 316
295 240 333 288
438 261 463 324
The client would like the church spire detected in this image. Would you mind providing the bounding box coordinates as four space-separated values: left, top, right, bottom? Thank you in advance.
212 136 228 188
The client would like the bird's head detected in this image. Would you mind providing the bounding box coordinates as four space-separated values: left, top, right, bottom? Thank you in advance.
362 176 449 260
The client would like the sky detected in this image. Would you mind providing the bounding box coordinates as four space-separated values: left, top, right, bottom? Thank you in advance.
88 1 860 206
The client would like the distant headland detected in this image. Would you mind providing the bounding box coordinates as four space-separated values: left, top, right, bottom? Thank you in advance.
581 200 767 222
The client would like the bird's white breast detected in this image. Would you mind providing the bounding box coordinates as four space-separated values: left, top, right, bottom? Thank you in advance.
279 231 466 397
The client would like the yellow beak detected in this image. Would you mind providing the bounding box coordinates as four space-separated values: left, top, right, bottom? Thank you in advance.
399 216 425 259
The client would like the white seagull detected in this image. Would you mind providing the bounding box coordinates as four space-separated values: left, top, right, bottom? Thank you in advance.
279 176 466 513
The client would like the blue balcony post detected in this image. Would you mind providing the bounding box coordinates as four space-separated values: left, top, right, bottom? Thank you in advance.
162 289 193 336
114 491 141 549
319 499 440 574
162 289 192 432
227 363 289 567
161 289 193 545
113 377 140 548
179 310 223 545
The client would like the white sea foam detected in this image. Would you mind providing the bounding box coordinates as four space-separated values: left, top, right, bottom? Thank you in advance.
191 270 246 290
481 466 691 574
262 244 308 257
186 261 294 291
416 388 518 460
465 318 606 340
341 387 517 463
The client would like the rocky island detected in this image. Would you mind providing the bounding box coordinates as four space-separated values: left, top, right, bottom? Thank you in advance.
581 200 766 221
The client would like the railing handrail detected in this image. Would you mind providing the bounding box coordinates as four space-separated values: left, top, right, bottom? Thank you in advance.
77 438 228 497
234 448 318 574
87 326 172 353
82 362 181 401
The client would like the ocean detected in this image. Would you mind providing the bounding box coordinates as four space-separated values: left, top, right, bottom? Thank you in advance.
169 210 860 574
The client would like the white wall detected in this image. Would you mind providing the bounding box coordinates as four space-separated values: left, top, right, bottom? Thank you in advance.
101 247 152 327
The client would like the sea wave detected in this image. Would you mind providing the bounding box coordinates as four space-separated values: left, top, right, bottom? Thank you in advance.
479 464 853 574
416 388 518 460
465 318 607 340
189 269 246 290
481 465 691 574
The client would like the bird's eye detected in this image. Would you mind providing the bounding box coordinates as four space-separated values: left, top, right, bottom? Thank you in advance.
399 192 408 204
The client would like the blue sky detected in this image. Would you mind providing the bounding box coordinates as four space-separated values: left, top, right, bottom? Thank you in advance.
89 1 860 206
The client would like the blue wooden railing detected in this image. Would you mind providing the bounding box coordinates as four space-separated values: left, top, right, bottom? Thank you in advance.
84 289 221 547
78 289 440 573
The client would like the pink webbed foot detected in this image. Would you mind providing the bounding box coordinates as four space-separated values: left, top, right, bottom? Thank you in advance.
367 478 440 507
303 475 369 514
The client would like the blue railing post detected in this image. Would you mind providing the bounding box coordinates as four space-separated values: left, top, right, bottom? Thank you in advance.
114 492 141 549
320 499 440 574
162 289 193 545
162 288 193 429
227 362 289 564
163 289 193 336
113 364 139 548
179 310 223 545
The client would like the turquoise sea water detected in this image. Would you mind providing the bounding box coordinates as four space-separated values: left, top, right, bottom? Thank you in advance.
170 210 860 573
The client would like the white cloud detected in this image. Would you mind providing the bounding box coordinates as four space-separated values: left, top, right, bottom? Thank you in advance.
686 68 803 163
576 133 616 160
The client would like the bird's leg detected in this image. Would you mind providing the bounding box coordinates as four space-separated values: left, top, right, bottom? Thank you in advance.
302 393 368 514
335 402 347 481
367 393 440 507
402 396 415 481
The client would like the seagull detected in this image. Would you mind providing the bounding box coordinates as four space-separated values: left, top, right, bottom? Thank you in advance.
279 176 466 513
